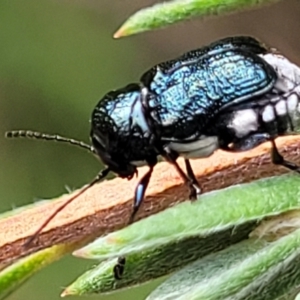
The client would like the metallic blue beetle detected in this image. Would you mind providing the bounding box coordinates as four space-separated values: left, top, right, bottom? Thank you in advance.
90 36 300 221
6 36 300 239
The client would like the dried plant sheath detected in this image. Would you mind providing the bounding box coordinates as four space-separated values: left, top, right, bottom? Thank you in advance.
0 136 300 266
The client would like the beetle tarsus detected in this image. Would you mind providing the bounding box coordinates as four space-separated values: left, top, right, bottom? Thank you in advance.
188 184 197 200
271 138 300 173
185 159 202 196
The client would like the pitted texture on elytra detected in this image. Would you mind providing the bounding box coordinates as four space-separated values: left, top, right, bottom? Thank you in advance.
141 36 269 80
145 49 276 140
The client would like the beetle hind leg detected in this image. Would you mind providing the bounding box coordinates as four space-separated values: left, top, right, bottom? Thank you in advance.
162 150 201 200
270 138 300 173
184 159 202 199
226 133 270 151
169 158 200 200
223 133 300 173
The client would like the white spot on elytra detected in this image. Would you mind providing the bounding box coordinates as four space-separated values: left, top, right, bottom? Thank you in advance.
261 53 300 87
275 100 287 116
262 105 275 123
287 94 298 112
229 109 258 138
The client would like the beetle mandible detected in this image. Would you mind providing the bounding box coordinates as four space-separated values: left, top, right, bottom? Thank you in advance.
6 36 300 244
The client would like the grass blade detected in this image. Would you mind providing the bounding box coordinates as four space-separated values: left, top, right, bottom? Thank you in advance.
114 0 282 38
0 242 81 300
148 225 300 300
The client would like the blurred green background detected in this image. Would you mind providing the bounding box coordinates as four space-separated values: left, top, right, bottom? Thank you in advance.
1 0 300 299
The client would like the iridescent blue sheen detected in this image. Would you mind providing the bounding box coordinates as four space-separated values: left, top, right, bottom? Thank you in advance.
142 45 276 141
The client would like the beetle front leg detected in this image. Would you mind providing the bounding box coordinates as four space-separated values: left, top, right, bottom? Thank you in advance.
129 165 154 223
270 138 300 173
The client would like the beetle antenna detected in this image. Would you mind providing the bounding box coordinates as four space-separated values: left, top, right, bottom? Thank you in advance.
5 130 96 154
24 167 110 248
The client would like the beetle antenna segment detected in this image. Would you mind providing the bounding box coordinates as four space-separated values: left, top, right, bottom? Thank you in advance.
24 167 110 248
5 130 96 154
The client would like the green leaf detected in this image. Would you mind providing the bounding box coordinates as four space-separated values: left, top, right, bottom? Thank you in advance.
64 174 300 296
114 0 282 38
63 222 255 296
0 242 81 300
148 226 300 300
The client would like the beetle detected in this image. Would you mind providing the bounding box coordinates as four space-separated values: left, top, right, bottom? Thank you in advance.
6 36 300 245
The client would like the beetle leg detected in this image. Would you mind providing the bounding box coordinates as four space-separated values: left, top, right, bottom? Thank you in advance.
225 134 300 173
162 151 200 200
222 133 270 152
129 166 154 223
170 159 199 200
184 159 202 195
113 256 126 280
270 138 300 173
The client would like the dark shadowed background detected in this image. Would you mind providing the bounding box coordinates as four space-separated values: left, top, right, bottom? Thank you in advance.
1 0 300 299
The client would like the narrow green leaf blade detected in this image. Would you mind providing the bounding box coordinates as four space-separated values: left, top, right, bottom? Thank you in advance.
63 221 255 296
0 242 80 300
148 227 300 300
114 0 281 38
